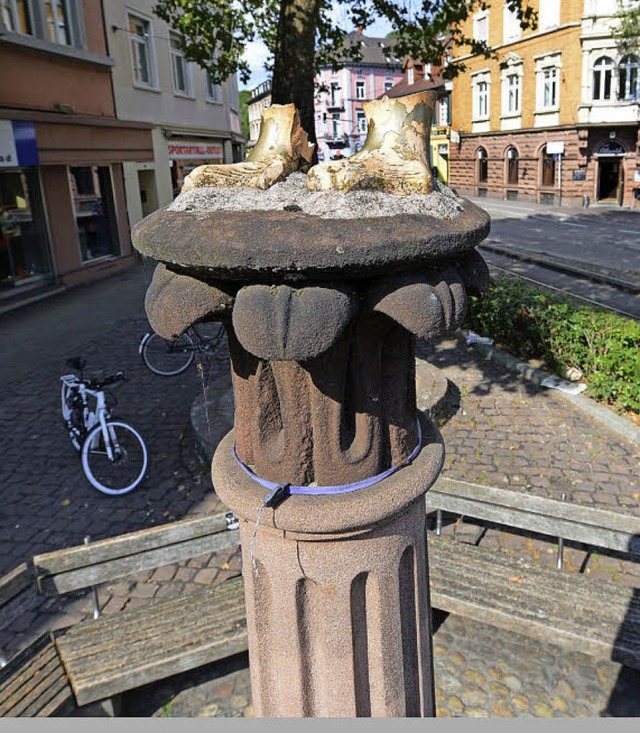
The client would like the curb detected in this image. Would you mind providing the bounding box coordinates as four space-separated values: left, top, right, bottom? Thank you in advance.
456 331 640 448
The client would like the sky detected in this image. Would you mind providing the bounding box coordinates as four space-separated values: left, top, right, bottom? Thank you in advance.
240 10 394 90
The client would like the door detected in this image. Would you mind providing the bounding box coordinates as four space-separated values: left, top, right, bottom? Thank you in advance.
597 158 621 201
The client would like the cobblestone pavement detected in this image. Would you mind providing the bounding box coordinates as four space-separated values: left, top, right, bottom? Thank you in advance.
1 261 639 716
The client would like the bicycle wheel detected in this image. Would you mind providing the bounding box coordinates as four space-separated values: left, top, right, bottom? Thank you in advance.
81 421 148 495
61 384 84 451
141 332 195 376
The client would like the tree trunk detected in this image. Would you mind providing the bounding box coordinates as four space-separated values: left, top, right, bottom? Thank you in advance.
271 0 319 164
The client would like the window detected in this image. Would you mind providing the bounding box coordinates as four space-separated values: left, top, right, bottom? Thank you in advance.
206 73 222 102
384 79 393 93
407 67 415 85
331 113 341 138
356 109 367 133
2 0 33 35
355 80 365 99
539 0 560 30
541 66 559 109
129 14 156 87
438 95 450 126
170 33 191 95
592 56 614 100
619 55 639 100
330 82 340 107
477 80 489 118
506 147 519 185
541 146 556 186
503 5 521 43
69 166 119 262
477 148 488 183
45 0 71 45
473 11 489 42
506 72 521 113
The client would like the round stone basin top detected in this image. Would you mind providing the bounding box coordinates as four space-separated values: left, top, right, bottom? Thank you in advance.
132 186 491 284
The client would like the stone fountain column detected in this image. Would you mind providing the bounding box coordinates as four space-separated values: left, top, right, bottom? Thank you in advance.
133 129 490 717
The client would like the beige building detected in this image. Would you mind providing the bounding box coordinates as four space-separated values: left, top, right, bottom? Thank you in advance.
450 0 640 208
247 81 272 147
102 0 245 226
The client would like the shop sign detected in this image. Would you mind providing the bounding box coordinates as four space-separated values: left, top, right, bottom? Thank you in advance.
450 129 460 144
0 121 39 168
546 141 565 155
572 170 586 181
168 143 223 160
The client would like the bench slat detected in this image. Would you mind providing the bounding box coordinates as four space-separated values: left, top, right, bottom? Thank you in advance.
428 534 640 665
34 521 240 595
55 576 247 706
0 634 74 718
428 477 640 557
0 564 32 609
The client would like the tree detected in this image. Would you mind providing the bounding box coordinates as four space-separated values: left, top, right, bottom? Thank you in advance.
238 89 251 140
154 1 537 148
613 0 640 54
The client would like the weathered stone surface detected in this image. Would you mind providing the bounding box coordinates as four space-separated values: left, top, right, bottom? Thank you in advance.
231 282 358 361
182 104 314 192
367 268 467 341
132 203 490 283
144 263 235 339
456 249 491 297
307 91 437 196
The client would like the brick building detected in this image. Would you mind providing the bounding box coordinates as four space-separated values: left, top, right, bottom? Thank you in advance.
449 0 640 208
0 0 154 306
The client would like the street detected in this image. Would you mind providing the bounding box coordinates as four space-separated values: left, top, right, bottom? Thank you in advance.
462 196 640 319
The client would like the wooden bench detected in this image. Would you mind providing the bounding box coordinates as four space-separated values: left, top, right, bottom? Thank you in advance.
425 476 640 669
0 511 247 715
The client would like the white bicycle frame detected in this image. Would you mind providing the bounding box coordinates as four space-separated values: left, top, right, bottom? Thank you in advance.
61 375 115 459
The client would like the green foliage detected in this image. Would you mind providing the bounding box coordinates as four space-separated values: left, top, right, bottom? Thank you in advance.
464 275 640 414
238 89 251 140
153 1 538 84
613 0 640 54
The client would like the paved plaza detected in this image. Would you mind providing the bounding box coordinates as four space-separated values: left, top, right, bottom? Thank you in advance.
0 259 639 717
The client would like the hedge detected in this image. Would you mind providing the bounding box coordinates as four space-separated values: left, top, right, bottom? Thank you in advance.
463 275 640 415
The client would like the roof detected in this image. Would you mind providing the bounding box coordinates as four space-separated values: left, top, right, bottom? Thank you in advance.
382 58 447 99
323 30 402 67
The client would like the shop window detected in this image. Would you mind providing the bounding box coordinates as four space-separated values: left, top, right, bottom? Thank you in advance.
477 147 488 183
2 0 33 35
129 14 157 87
619 55 639 101
0 168 51 289
592 56 614 101
170 33 192 96
506 147 519 185
69 166 119 263
541 146 556 187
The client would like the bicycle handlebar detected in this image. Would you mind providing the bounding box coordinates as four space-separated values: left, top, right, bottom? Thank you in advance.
91 371 126 389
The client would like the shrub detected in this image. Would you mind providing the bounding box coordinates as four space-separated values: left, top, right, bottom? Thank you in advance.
464 275 640 414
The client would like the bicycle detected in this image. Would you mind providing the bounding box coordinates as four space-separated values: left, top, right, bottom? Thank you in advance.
61 357 148 496
139 323 225 377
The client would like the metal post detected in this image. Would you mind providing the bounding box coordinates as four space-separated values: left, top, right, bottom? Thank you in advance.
436 509 443 537
556 494 566 571
84 536 101 619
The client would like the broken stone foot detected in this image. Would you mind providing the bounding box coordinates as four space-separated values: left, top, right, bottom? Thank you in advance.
306 90 438 195
182 103 314 192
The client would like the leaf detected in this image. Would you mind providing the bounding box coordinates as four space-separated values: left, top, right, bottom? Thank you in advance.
509 575 523 583
61 498 71 507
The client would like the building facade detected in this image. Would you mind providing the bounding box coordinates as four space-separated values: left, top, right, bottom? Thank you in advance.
314 31 404 161
385 58 454 183
0 0 153 303
247 80 272 148
449 0 640 207
102 0 245 227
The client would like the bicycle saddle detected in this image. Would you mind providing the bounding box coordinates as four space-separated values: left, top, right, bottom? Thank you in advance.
66 357 86 371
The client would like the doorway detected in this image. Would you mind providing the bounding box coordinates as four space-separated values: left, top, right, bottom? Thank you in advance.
597 158 622 202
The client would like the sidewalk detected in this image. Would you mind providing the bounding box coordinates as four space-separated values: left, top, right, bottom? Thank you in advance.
0 262 639 716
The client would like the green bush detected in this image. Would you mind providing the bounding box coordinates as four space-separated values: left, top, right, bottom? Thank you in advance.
463 275 640 414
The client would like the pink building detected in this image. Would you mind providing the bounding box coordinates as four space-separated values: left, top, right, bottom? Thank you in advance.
314 31 404 161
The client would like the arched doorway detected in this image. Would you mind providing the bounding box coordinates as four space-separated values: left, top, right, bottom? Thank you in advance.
596 140 626 204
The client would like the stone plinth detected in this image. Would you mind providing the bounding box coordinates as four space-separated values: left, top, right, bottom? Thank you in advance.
133 179 490 718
